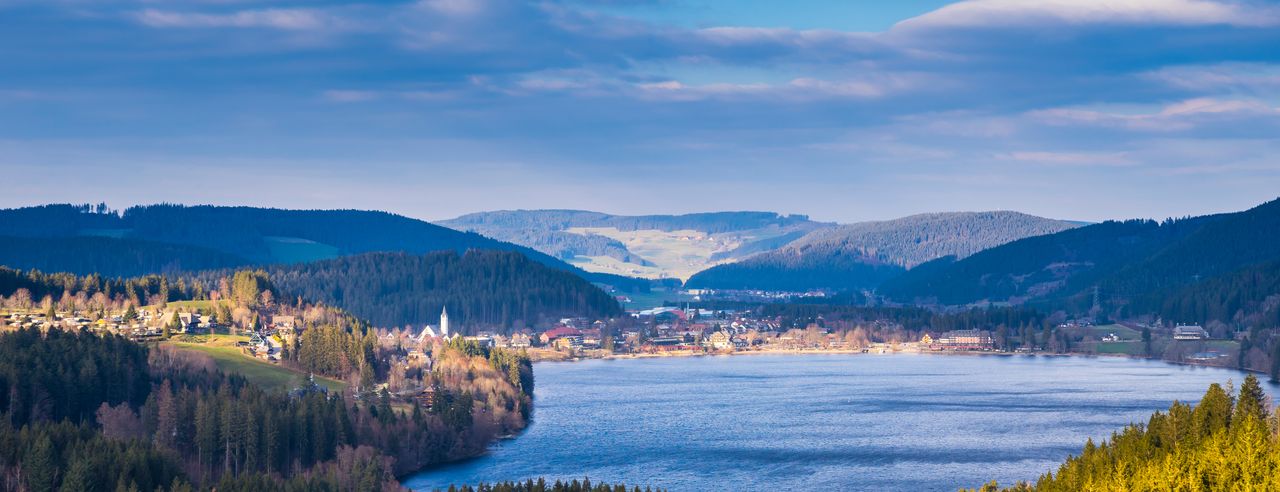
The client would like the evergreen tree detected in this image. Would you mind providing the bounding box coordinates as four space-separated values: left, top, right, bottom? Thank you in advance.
1235 374 1268 423
24 435 57 492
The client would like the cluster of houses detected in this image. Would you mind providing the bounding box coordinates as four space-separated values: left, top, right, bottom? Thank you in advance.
1 308 215 339
0 307 307 364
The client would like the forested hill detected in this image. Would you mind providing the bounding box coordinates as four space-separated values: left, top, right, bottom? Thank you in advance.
0 235 248 277
264 251 623 331
0 204 647 290
685 211 1075 291
880 197 1280 311
440 209 830 280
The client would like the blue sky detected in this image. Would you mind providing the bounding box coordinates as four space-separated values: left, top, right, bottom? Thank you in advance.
2 0 1279 223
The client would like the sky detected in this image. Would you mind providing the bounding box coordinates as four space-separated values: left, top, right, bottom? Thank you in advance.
2 0 1279 223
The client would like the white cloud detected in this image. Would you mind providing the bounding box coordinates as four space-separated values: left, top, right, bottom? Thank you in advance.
1159 97 1277 116
134 8 338 30
1146 63 1280 92
895 0 1280 30
321 90 380 103
998 151 1138 167
1030 97 1280 131
631 76 901 102
419 0 486 17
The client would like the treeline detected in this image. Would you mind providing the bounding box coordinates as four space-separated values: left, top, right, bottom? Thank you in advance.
0 327 535 491
0 235 248 278
974 375 1279 491
0 266 205 311
437 479 665 492
265 251 623 332
748 304 1048 334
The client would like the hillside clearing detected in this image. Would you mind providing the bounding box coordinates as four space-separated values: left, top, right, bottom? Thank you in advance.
167 337 345 392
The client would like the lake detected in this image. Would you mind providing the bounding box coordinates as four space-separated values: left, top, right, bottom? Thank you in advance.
405 353 1262 491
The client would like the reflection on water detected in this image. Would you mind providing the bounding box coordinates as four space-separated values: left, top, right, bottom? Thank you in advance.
405 354 1260 492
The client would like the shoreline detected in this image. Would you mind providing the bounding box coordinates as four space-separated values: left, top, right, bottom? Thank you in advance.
531 346 1269 378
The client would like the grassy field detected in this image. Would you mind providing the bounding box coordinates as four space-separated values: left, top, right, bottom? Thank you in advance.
618 286 687 311
1205 340 1241 353
264 236 339 264
1086 324 1142 340
567 227 741 280
167 336 345 392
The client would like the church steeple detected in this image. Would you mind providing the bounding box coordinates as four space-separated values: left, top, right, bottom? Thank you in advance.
440 306 450 338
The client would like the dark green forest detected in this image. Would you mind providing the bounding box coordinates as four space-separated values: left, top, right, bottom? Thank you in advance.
878 216 1218 305
262 251 623 332
0 235 247 278
880 198 1280 311
687 211 1074 291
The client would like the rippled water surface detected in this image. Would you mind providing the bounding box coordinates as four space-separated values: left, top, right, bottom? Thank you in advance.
405 354 1260 491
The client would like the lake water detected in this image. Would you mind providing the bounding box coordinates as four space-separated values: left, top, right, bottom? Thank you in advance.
405 353 1263 491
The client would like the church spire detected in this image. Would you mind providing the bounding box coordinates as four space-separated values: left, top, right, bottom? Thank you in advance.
440 306 450 338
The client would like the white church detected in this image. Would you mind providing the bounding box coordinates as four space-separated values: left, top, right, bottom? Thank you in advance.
416 306 455 342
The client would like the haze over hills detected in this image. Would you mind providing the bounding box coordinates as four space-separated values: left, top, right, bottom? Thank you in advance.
685 211 1078 292
0 204 649 291
439 210 830 280
880 197 1280 314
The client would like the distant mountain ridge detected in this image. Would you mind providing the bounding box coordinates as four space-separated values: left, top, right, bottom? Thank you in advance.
685 211 1077 291
879 197 1280 312
440 209 831 280
0 203 648 290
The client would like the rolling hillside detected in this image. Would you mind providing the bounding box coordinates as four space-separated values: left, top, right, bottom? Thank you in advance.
686 211 1077 291
262 251 623 331
879 197 1280 310
0 204 650 291
440 210 830 280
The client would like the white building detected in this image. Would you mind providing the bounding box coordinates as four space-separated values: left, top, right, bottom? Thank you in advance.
1173 325 1208 341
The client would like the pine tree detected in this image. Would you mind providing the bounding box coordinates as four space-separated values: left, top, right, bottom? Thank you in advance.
1235 374 1268 423
1270 341 1280 383
24 434 57 492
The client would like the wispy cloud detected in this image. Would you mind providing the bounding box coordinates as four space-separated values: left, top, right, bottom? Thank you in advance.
894 0 1280 29
5 0 1280 221
134 8 344 30
997 151 1138 167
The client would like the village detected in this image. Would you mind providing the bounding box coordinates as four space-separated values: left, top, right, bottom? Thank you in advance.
1 297 1239 383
